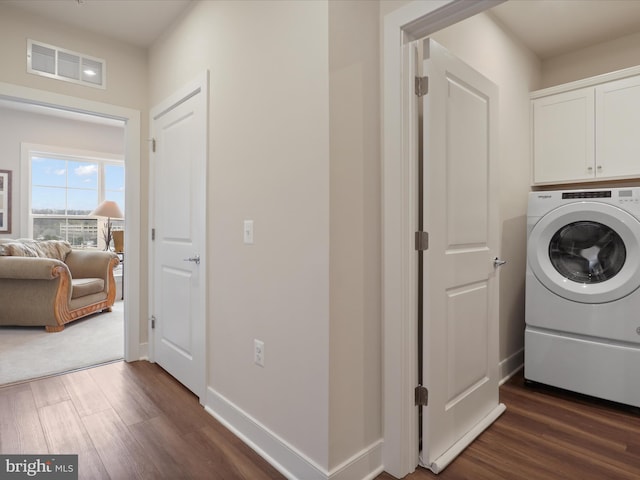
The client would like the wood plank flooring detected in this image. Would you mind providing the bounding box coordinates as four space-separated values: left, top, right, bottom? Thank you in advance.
2 362 640 479
378 370 640 480
0 361 283 480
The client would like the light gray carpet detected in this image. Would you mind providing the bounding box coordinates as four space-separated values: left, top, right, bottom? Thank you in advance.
0 301 124 386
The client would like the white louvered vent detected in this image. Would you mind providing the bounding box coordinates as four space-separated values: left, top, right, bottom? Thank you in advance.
27 39 106 89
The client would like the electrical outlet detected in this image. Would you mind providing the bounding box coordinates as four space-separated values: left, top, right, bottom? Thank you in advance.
254 339 264 367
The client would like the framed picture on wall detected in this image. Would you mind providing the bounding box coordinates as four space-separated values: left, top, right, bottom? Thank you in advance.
0 170 11 233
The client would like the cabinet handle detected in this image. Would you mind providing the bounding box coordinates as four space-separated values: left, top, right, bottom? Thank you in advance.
588 166 593 171
597 165 603 170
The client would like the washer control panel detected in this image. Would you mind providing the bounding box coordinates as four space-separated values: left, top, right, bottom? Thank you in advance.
562 191 612 199
560 189 639 204
530 187 640 217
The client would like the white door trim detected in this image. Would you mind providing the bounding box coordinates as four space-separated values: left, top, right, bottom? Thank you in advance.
0 81 142 362
381 1 502 477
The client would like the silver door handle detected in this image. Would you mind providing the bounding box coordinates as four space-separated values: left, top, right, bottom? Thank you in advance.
184 255 200 265
493 257 507 268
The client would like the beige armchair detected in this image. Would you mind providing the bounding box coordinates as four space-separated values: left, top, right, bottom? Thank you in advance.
0 239 119 332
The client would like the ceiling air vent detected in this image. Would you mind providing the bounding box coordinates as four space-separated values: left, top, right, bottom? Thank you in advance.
27 39 106 89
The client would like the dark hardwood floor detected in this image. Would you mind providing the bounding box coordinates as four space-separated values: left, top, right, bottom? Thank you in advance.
0 360 283 479
378 371 640 480
2 361 640 479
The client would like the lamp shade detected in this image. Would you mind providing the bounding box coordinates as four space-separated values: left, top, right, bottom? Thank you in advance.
90 200 123 219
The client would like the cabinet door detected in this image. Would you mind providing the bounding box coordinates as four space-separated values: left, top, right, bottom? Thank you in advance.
596 75 640 179
532 88 594 184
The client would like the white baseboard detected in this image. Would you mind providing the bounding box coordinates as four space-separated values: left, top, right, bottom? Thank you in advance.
328 440 384 480
205 387 383 480
138 342 148 360
499 348 524 386
205 387 325 479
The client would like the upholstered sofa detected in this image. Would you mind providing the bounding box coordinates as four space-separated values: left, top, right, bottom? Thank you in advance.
0 239 119 332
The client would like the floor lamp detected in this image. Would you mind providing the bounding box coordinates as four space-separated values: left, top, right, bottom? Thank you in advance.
90 200 124 250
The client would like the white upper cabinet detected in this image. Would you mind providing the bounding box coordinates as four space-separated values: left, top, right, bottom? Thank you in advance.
532 88 594 184
531 68 640 185
596 75 640 179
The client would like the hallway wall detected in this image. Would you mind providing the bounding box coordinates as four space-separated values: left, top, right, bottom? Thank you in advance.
149 0 331 472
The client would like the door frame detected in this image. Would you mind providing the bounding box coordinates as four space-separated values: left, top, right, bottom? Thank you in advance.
381 1 502 477
0 81 142 362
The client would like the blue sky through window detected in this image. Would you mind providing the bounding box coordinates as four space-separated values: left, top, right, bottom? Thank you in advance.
105 164 125 210
31 156 124 214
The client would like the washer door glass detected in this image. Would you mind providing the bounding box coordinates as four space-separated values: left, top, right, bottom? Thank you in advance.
549 221 626 284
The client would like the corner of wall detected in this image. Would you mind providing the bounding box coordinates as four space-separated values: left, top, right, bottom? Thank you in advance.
205 387 327 480
206 384 386 480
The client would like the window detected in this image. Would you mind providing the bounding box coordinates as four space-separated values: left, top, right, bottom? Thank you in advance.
23 144 124 248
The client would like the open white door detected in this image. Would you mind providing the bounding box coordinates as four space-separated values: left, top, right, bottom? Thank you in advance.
150 73 208 401
420 39 505 473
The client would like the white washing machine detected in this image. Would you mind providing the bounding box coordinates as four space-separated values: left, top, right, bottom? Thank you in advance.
525 187 640 407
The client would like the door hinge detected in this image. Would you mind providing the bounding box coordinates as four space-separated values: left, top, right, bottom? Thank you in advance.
151 315 156 329
415 385 429 406
415 231 429 251
151 138 156 153
415 76 428 97
151 228 155 241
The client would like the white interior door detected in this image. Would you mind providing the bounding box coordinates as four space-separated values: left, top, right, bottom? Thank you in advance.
150 73 207 401
420 39 505 473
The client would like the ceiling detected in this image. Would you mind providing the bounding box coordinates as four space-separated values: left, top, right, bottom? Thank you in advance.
490 0 640 59
3 0 640 58
0 0 193 48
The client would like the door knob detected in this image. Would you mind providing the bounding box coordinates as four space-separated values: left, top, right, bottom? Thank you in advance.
493 257 507 268
183 255 200 265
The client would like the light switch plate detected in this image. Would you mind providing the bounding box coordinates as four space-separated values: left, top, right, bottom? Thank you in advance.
244 220 254 244
254 339 264 367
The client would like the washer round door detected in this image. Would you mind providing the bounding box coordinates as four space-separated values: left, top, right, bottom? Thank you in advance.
528 201 640 304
